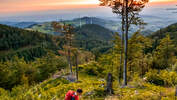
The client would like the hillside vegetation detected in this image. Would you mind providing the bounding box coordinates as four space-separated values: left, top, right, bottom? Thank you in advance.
75 24 113 41
0 24 58 61
29 23 114 54
74 24 113 54
0 21 177 100
150 22 177 46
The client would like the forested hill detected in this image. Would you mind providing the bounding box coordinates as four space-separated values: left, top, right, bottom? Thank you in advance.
150 22 177 45
0 24 57 61
75 24 114 41
74 24 113 54
29 23 114 53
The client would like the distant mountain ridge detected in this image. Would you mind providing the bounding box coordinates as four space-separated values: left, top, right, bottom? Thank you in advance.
1 17 177 37
0 21 38 28
26 17 177 36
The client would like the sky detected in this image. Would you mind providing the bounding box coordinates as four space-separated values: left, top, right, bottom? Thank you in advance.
0 0 176 22
0 0 176 14
1 0 98 14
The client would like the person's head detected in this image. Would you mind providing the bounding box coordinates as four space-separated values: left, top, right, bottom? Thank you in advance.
76 89 83 95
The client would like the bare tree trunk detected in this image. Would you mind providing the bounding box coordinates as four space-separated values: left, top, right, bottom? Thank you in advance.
123 0 128 86
119 5 125 84
166 38 169 67
141 53 145 78
68 49 72 74
175 86 177 99
106 73 114 95
75 54 78 81
68 33 72 74
119 50 123 83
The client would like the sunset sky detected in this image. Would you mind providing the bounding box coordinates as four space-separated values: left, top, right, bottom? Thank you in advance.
0 0 176 22
1 0 177 14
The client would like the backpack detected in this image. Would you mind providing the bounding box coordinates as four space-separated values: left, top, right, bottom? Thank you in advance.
71 93 77 100
65 90 78 100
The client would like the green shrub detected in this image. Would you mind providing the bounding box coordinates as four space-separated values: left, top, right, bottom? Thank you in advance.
0 53 68 89
81 61 106 77
145 70 165 86
129 73 145 88
172 60 177 72
145 70 177 86
93 87 106 97
160 70 177 86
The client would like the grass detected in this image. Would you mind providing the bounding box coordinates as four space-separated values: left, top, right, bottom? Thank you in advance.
0 69 177 100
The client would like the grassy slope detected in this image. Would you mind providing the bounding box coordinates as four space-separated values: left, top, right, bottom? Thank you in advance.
0 72 105 100
27 22 57 35
0 69 176 100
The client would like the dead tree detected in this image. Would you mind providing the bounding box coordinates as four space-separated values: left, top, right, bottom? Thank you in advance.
106 73 114 95
52 22 75 74
72 48 79 81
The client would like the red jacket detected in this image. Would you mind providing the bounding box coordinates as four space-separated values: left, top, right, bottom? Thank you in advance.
65 90 79 100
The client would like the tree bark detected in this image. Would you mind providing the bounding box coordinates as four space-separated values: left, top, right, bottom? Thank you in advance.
175 86 177 97
68 31 72 74
119 4 125 84
123 0 128 86
68 49 72 74
75 54 79 81
106 73 114 95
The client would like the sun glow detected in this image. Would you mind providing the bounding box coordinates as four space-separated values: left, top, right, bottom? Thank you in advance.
91 0 176 3
47 1 99 5
149 0 176 2
80 0 175 4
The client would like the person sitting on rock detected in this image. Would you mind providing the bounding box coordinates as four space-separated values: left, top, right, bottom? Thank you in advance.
65 89 83 100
